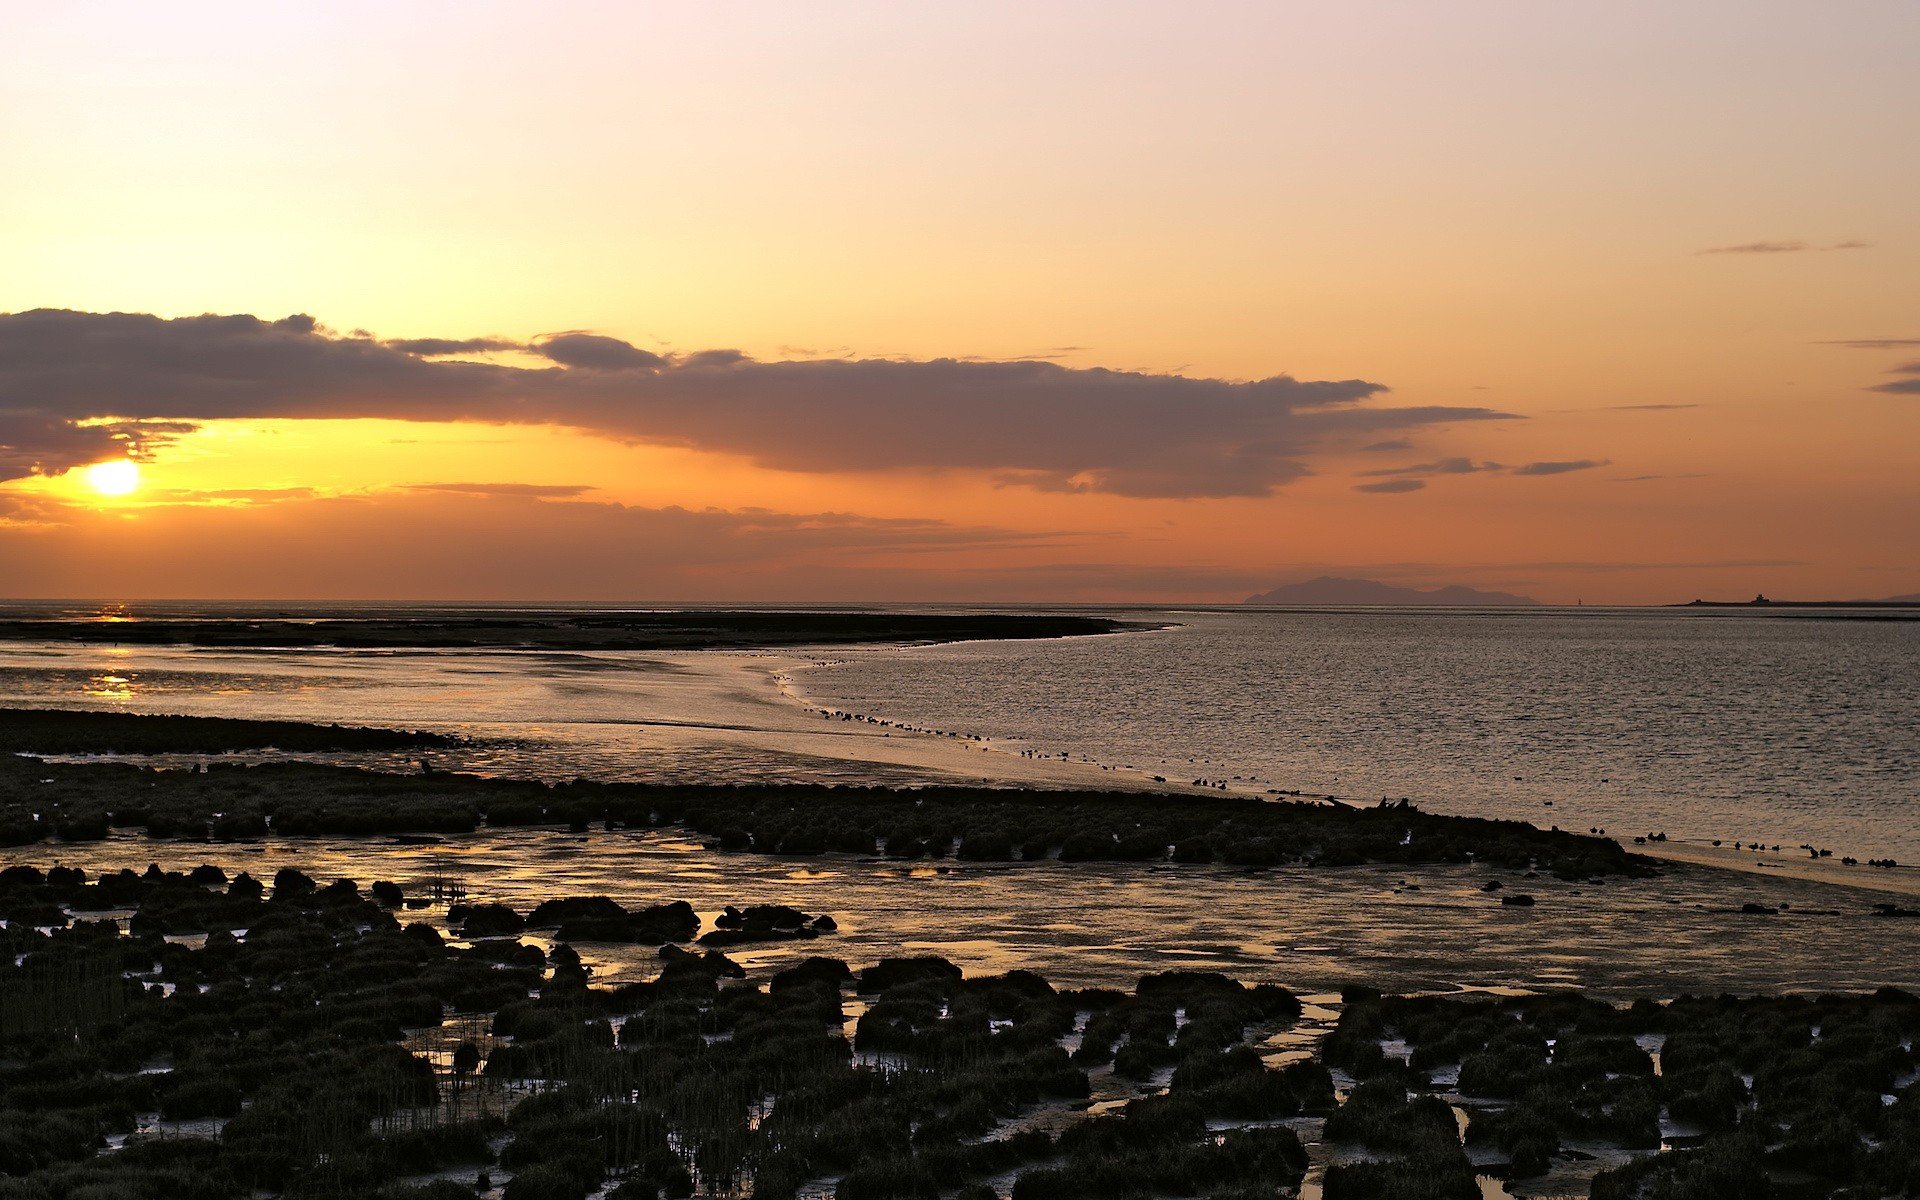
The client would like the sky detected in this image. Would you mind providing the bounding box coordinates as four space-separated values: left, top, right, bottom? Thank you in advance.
2 1 1916 604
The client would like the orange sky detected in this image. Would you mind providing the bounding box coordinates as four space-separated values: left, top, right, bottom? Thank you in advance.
2 2 1916 604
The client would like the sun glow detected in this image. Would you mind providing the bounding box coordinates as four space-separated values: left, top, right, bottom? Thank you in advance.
83 459 141 497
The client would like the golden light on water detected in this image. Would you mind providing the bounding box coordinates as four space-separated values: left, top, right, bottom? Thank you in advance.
82 459 141 497
85 672 136 701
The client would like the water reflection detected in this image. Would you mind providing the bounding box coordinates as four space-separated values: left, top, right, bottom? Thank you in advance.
83 671 136 701
11 828 1915 998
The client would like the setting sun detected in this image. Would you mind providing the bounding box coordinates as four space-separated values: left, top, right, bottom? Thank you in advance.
82 459 141 497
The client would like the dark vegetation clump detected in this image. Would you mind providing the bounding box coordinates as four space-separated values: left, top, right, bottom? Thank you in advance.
1 854 1914 1200
0 747 1653 881
0 706 456 755
698 903 835 947
0 863 1324 1200
1319 987 1920 1198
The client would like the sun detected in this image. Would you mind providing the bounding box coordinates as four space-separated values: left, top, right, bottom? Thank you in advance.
83 459 142 497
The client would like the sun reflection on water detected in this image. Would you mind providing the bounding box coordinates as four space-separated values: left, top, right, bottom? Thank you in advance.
84 672 137 700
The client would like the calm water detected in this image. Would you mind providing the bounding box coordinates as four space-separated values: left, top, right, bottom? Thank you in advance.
797 608 1920 862
0 604 1915 861
17 827 1919 998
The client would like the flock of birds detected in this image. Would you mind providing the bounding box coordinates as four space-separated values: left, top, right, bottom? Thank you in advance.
768 661 1905 874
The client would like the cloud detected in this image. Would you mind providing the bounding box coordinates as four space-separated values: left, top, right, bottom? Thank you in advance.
1360 457 1502 477
1818 348 1920 395
1611 473 1709 483
1701 241 1809 255
533 332 669 371
1698 240 1869 255
0 491 67 527
1511 458 1607 476
0 309 1518 498
1865 361 1920 395
1354 479 1426 494
149 486 321 504
383 336 518 357
1545 402 1701 414
1356 456 1607 484
407 482 598 498
1359 439 1413 452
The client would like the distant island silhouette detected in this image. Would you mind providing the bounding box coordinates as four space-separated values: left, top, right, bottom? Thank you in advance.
1244 575 1540 606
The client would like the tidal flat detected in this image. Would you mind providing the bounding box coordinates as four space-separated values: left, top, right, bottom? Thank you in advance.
1 863 1916 1200
3 710 1917 1200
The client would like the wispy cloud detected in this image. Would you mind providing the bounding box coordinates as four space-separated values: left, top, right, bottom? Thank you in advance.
1360 457 1503 478
406 482 598 498
1818 338 1920 349
1511 459 1608 476
1354 479 1426 494
1356 456 1609 485
1866 359 1920 395
1698 240 1870 255
1544 402 1700 414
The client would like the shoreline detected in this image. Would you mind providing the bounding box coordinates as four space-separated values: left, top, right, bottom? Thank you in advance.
753 648 1920 904
1629 837 1920 899
4 634 1912 905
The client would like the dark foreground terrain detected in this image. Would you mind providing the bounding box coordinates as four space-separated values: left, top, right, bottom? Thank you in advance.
0 752 1648 881
0 611 1133 651
1 864 1915 1200
0 709 456 756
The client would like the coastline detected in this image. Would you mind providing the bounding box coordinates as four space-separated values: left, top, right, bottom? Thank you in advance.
753 649 1920 904
4 633 1912 906
1630 837 1920 899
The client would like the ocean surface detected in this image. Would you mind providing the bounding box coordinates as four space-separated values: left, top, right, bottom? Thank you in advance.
3 601 1918 999
0 603 1915 863
795 607 1920 862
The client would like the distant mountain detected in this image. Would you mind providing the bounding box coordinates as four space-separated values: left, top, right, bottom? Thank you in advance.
1878 593 1920 603
1244 576 1541 606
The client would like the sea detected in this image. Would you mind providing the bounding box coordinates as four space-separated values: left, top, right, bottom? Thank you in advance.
0 602 1912 861
1 600 1916 996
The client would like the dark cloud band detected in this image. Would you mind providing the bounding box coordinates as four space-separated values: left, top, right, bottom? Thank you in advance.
0 309 1517 498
